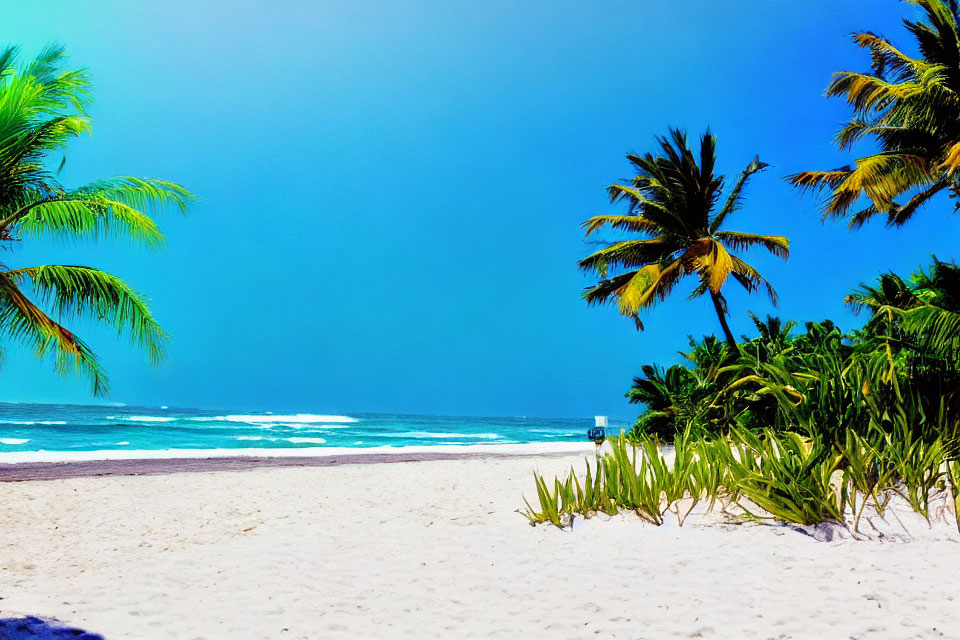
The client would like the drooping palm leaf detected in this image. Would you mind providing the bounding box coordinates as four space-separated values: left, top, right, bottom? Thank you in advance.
789 0 960 226
7 265 168 364
0 45 193 394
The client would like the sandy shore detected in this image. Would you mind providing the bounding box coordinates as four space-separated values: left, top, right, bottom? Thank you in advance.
1 444 958 639
0 442 594 481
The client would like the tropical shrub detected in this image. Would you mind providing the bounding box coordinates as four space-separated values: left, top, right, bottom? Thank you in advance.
625 259 960 452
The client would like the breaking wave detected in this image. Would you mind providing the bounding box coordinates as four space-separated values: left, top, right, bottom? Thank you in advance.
190 414 358 424
389 432 500 439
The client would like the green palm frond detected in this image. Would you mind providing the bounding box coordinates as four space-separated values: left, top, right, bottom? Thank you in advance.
846 272 919 314
8 265 168 365
715 231 790 259
791 0 960 226
0 273 107 395
729 255 779 304
710 157 769 233
14 196 164 246
578 238 677 273
6 177 195 245
580 214 660 237
0 45 193 395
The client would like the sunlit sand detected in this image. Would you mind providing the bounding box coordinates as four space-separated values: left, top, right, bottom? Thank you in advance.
1 448 957 639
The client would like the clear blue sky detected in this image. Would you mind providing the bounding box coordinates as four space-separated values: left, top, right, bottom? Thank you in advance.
1 1 954 418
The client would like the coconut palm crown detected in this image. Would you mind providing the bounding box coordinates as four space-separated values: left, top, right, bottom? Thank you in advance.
0 45 194 395
789 0 960 228
578 128 789 347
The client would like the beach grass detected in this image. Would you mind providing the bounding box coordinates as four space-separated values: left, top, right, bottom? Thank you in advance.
524 429 959 534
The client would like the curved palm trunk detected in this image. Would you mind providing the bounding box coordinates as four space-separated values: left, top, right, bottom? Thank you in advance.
709 290 738 349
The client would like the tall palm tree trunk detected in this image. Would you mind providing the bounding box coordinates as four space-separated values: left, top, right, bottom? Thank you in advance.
709 290 737 349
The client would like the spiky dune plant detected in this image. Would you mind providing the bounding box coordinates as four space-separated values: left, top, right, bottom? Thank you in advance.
0 45 194 394
882 425 948 518
724 428 845 526
947 459 960 527
789 0 960 228
579 128 789 347
837 429 893 531
524 428 957 531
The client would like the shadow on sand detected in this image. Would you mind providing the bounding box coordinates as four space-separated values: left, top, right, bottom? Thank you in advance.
0 616 104 639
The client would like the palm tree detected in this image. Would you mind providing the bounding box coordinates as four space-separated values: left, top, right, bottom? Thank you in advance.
851 257 960 361
681 334 730 375
578 128 789 348
626 363 715 439
0 45 194 395
789 0 960 227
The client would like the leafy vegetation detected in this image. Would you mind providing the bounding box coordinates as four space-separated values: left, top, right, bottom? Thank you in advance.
524 428 958 532
620 259 960 453
789 0 960 228
0 45 194 394
558 3 960 536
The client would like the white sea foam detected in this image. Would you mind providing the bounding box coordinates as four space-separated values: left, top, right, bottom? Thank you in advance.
286 437 327 444
213 422 351 431
110 416 176 423
392 432 500 439
529 428 580 435
116 442 130 446
0 420 67 425
189 414 357 424
0 438 29 445
235 436 264 441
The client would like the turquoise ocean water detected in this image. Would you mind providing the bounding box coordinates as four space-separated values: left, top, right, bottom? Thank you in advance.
0 402 625 456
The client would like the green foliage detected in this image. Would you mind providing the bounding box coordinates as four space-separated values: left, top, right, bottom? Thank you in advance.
567 3 960 537
0 45 194 394
947 459 960 529
789 1 960 228
882 426 947 518
725 429 843 525
523 428 957 532
625 258 960 454
626 363 718 439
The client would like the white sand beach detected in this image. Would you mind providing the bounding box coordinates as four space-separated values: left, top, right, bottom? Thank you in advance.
1 445 958 639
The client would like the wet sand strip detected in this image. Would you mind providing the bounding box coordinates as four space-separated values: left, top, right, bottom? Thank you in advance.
0 450 575 482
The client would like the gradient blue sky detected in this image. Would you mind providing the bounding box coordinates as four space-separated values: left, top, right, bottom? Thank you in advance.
1 1 954 418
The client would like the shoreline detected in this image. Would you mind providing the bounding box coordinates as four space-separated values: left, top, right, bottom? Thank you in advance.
0 441 595 482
